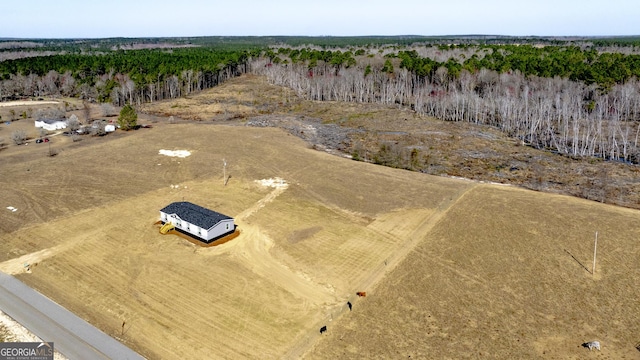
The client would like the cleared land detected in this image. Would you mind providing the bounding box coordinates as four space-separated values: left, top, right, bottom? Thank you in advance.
307 185 640 359
0 122 466 358
0 100 61 107
0 78 639 359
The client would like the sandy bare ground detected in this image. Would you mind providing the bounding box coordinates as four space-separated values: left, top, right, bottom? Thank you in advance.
1 110 639 359
0 240 78 275
0 100 60 107
285 183 478 358
0 123 464 359
307 184 640 359
208 178 336 307
235 179 289 222
0 311 68 359
0 246 60 275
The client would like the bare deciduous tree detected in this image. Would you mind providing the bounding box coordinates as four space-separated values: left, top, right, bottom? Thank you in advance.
90 120 106 136
253 56 640 164
82 100 91 123
60 71 76 96
101 103 117 117
11 130 27 145
78 83 97 100
67 114 80 131
34 107 65 121
43 70 60 95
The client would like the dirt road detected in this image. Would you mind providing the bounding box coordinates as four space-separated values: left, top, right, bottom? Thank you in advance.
0 100 60 107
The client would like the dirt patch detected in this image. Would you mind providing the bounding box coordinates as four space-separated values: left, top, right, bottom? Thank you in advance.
307 185 640 359
0 123 466 359
288 226 323 244
246 115 352 153
158 149 191 157
3 75 640 359
0 100 60 107
142 74 640 210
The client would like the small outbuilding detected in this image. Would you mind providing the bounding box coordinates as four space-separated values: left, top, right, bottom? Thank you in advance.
35 119 67 131
160 202 235 243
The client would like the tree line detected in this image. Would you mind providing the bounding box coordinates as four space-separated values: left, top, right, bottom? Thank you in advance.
396 45 640 88
0 48 253 105
3 38 640 163
254 44 640 163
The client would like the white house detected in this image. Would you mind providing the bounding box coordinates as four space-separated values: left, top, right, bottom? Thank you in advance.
160 202 235 243
35 119 67 131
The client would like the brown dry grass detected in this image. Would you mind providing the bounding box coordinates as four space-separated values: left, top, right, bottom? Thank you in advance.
0 122 465 359
140 75 640 210
139 74 299 121
308 185 640 359
0 76 639 359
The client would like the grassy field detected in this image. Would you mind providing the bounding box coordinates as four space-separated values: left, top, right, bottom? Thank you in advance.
140 75 640 210
0 121 464 358
308 185 640 359
1 79 639 359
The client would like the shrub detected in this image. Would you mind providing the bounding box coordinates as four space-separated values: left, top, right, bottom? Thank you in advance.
34 108 65 120
101 103 118 117
11 130 27 145
91 120 106 136
67 114 80 131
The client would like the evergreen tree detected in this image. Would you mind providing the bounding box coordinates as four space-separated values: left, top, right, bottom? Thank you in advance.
117 105 137 131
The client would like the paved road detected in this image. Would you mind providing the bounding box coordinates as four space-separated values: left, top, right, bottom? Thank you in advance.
0 271 144 359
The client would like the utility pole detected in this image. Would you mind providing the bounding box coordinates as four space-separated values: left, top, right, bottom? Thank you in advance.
592 231 598 276
223 159 227 186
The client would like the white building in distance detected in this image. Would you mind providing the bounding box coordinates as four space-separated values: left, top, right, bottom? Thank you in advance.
35 119 67 131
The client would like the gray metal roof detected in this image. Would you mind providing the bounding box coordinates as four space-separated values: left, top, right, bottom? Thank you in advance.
40 119 66 124
160 202 233 229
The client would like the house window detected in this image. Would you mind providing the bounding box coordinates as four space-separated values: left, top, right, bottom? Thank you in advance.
186 224 190 230
226 223 229 230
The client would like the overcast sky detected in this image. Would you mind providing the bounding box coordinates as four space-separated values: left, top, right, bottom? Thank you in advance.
2 0 638 39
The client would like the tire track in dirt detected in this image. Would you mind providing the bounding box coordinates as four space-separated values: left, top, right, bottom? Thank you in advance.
235 185 288 222
0 241 78 275
290 184 372 226
14 189 48 224
210 181 337 306
284 182 478 359
426 247 580 331
352 182 478 296
223 224 336 305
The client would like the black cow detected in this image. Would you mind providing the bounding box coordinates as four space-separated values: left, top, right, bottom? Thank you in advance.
320 326 327 334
